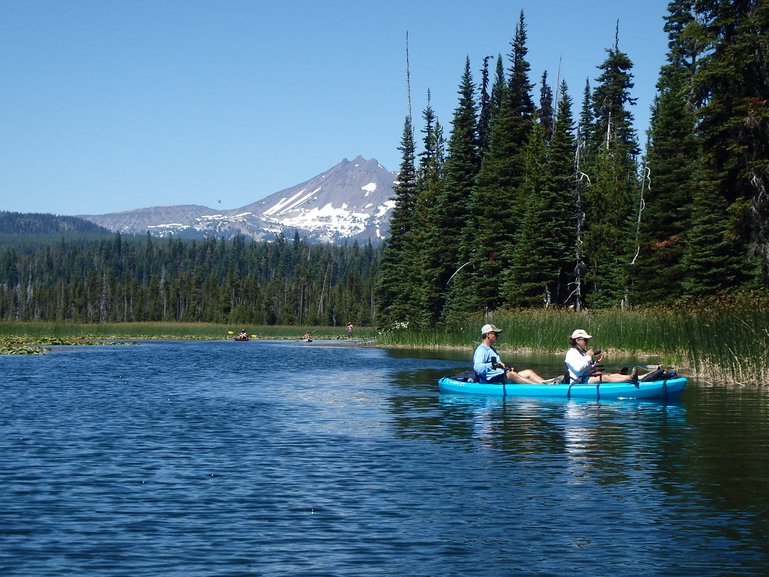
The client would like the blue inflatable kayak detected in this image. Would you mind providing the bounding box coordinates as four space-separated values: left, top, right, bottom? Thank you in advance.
438 375 687 401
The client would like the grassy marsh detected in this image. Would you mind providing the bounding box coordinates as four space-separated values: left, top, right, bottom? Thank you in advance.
2 294 767 384
0 322 376 354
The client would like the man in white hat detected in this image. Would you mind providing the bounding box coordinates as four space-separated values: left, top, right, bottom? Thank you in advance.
473 323 546 384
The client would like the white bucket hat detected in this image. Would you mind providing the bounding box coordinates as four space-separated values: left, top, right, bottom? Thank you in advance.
570 329 592 340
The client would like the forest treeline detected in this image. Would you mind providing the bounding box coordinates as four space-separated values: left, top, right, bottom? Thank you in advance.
0 231 379 326
377 2 769 330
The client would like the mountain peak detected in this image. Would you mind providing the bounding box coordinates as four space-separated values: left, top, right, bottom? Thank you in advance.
80 157 396 244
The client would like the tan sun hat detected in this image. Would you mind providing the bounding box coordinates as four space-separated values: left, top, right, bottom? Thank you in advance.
481 323 502 335
570 329 592 340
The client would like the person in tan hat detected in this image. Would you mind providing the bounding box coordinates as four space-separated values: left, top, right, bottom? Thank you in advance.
473 324 546 384
565 329 642 384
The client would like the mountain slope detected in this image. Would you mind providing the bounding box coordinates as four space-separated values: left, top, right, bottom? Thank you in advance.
81 156 396 243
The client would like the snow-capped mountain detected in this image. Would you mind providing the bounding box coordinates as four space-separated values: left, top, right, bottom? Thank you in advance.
80 156 397 243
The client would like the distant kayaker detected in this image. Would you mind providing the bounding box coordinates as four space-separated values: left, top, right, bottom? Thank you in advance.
565 329 642 384
473 324 546 384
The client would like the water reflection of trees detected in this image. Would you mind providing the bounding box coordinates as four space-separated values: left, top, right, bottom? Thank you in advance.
683 386 769 511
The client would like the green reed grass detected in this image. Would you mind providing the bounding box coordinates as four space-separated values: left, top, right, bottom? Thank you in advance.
376 294 769 385
376 309 679 357
669 294 769 385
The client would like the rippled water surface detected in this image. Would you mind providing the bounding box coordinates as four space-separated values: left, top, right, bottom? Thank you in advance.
2 340 769 576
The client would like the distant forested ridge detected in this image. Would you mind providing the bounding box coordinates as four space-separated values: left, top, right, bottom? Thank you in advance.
0 232 379 325
377 4 769 330
0 211 111 236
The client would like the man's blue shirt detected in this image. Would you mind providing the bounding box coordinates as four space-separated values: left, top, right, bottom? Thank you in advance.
473 343 504 383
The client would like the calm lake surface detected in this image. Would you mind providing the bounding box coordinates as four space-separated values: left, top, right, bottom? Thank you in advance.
2 340 768 577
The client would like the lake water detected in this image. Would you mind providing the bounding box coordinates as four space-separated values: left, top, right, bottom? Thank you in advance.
2 340 768 576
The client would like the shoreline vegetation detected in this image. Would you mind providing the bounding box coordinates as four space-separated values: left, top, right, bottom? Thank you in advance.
2 295 767 385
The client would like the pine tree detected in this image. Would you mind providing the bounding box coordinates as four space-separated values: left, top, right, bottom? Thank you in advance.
490 53 506 123
583 24 640 307
583 146 631 307
578 79 594 161
539 71 554 143
590 24 639 160
461 11 536 312
477 55 494 156
502 76 575 308
506 10 537 174
413 93 446 327
548 81 580 305
376 116 418 327
631 0 699 304
682 169 751 297
691 0 769 284
423 58 480 324
502 121 556 306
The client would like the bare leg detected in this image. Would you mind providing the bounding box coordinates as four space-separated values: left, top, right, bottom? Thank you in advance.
515 369 546 384
590 373 631 383
588 367 641 384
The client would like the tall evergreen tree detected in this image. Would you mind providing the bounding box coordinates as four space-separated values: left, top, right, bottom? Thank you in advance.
631 0 699 304
691 0 769 284
583 146 632 307
460 11 536 312
590 24 639 159
681 166 751 296
425 58 481 324
376 116 418 327
578 79 594 160
503 79 576 307
548 81 580 304
477 55 494 156
583 25 640 307
490 55 506 115
502 121 556 306
506 10 537 171
413 93 447 327
539 71 555 143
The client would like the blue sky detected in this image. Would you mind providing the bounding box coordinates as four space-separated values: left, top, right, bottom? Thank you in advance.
0 0 671 216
